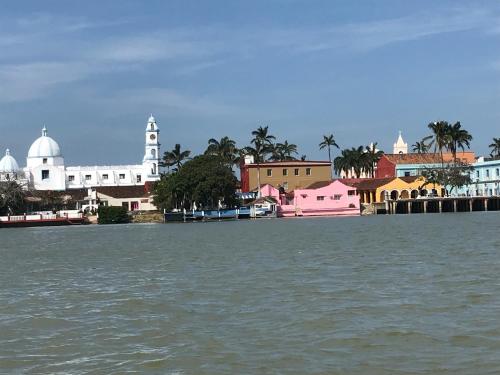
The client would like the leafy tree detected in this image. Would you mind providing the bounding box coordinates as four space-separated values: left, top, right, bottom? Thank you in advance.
421 163 473 196
0 181 26 215
97 206 130 224
161 144 191 172
319 134 339 176
411 135 434 153
205 136 239 167
364 143 384 178
447 121 472 160
270 141 298 161
489 137 500 158
428 121 451 165
153 154 237 211
245 126 275 196
319 134 339 162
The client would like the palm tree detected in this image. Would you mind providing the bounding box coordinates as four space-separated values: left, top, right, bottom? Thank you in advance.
365 143 384 178
270 141 298 161
489 137 500 158
205 136 239 166
249 126 275 196
319 134 339 177
447 121 472 161
0 180 26 215
428 121 451 166
333 146 367 178
161 144 191 172
411 135 434 154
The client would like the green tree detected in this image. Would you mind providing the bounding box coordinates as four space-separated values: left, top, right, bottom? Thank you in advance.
428 120 451 165
97 206 130 224
161 144 191 172
489 137 500 158
421 163 473 196
411 135 434 153
153 154 237 211
447 121 472 161
246 126 275 196
270 141 298 161
0 181 26 215
319 134 339 177
205 136 239 167
365 143 384 178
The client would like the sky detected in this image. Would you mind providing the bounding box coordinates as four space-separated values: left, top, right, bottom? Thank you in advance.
1 0 499 166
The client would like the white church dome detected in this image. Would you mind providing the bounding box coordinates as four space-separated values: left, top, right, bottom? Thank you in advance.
28 127 62 158
0 149 19 173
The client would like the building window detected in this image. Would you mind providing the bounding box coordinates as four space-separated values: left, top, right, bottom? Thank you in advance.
85 174 91 181
486 170 490 178
137 175 142 183
266 169 272 177
317 196 325 201
348 190 356 196
404 172 411 177
68 175 74 182
282 168 288 176
306 168 312 176
119 174 125 180
496 168 499 177
294 168 299 176
333 194 342 200
43 158 47 164
151 149 156 158
41 170 49 180
476 170 480 178
102 174 108 180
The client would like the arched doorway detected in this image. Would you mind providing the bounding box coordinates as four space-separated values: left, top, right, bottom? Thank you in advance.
379 191 387 202
400 190 409 199
390 190 398 200
411 190 418 199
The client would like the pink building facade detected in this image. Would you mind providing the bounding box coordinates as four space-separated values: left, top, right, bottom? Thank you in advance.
258 181 360 217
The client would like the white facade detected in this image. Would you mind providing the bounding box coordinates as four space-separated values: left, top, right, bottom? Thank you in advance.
393 131 408 154
3 116 161 191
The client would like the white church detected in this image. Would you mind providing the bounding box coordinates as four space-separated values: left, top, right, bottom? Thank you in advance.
0 115 161 193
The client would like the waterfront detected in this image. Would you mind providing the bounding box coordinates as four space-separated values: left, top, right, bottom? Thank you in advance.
1 214 500 374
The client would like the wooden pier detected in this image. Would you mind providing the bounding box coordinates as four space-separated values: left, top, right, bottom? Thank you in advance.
382 196 500 215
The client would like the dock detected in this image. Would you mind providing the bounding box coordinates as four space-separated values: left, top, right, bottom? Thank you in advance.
381 196 500 215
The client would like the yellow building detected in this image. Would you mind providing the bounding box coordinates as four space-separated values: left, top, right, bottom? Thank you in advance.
240 160 332 192
345 176 444 204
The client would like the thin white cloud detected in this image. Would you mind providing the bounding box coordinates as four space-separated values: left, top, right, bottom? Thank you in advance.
95 88 242 117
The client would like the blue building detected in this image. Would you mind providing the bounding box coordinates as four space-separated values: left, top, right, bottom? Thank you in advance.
456 157 500 197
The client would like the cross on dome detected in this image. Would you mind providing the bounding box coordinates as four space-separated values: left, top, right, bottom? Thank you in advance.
5 149 10 156
42 126 48 137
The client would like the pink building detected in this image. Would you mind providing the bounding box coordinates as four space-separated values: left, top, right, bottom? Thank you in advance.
257 181 360 217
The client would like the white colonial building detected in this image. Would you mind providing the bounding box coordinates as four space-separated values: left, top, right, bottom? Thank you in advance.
393 131 408 154
1 115 161 192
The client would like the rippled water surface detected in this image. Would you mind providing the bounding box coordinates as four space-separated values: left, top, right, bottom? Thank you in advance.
1 213 500 374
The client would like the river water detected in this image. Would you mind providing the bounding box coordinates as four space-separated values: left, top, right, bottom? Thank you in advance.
1 213 500 374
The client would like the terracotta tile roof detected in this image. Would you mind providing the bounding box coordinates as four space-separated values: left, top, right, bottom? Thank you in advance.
383 151 475 165
242 160 331 168
305 181 332 189
399 176 421 183
343 177 395 191
96 185 150 199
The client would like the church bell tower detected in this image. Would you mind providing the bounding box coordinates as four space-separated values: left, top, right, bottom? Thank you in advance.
143 115 160 179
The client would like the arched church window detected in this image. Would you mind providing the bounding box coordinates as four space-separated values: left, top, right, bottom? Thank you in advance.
151 149 156 158
152 163 157 174
151 124 154 131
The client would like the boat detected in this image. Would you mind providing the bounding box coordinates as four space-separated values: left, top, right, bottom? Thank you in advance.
0 212 88 228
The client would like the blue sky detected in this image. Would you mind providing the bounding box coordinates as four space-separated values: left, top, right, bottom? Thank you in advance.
1 0 499 165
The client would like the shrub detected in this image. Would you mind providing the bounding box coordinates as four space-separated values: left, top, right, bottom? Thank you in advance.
97 206 130 224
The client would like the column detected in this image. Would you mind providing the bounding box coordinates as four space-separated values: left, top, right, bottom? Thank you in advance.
423 200 427 214
453 200 457 213
485 198 488 212
469 199 473 212
407 201 411 214
438 200 442 213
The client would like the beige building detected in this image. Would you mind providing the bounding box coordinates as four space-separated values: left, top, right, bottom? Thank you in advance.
240 160 332 192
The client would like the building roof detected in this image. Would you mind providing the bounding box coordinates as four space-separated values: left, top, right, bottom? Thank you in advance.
382 151 475 165
96 185 150 199
342 177 395 190
0 149 19 173
242 160 331 168
28 127 62 158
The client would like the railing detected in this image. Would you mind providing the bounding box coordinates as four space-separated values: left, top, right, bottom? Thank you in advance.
0 212 83 222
